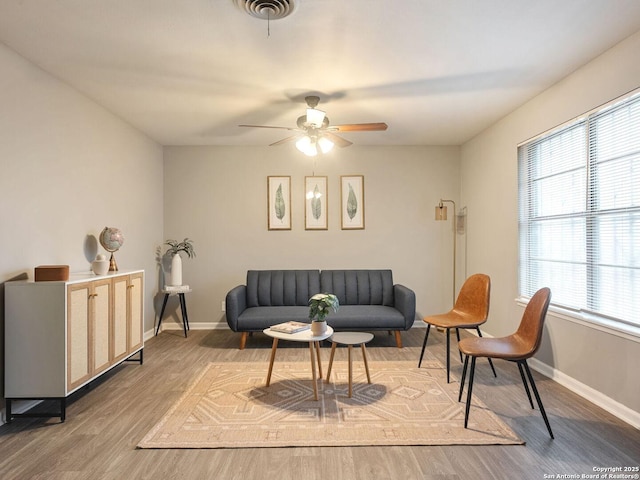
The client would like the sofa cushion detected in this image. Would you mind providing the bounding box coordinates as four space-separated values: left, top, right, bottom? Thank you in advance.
246 270 320 307
320 270 394 306
327 305 406 330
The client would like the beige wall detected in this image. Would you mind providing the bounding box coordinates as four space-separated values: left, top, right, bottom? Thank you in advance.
0 43 164 401
163 145 461 328
460 30 640 422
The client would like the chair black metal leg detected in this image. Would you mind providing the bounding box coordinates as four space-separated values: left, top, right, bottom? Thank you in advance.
455 328 463 362
446 328 451 383
418 324 431 367
517 361 534 409
487 357 497 378
458 354 469 402
522 360 554 439
476 328 497 378
464 356 477 428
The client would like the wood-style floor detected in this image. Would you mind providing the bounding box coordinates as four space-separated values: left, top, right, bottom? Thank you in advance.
1 327 638 479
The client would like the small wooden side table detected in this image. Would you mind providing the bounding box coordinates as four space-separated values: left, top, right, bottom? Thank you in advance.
326 332 374 397
263 326 334 401
155 288 192 337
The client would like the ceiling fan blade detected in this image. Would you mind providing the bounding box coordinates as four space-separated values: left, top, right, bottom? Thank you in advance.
238 124 299 131
330 123 388 132
323 131 353 148
269 134 304 146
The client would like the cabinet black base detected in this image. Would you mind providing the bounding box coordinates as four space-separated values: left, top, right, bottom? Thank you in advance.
5 397 66 424
5 348 143 423
124 348 144 365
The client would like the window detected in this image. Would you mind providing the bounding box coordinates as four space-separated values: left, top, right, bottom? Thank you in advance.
518 91 640 329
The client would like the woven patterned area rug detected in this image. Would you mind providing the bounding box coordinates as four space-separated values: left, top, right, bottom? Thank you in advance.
138 360 523 448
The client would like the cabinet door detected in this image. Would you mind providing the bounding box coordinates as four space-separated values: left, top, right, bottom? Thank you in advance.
112 276 129 363
67 283 91 391
92 279 112 375
67 279 112 391
128 272 144 352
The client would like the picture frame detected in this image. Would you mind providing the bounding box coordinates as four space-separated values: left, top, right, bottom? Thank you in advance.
267 176 291 230
305 176 328 230
340 175 365 230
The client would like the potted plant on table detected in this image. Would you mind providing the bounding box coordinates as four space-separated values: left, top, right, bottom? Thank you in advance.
164 238 196 286
308 293 339 336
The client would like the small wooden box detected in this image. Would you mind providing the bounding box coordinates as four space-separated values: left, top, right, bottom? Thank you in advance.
35 265 69 282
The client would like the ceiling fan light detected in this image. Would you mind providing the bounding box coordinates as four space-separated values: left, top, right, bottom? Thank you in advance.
295 135 310 151
296 136 317 156
306 108 326 128
318 136 334 154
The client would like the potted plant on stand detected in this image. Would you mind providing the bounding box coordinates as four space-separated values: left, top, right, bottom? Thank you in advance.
308 293 339 336
164 238 196 286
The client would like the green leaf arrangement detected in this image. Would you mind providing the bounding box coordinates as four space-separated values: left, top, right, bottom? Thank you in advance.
164 238 196 258
311 184 322 220
275 183 286 221
308 293 340 322
347 183 358 220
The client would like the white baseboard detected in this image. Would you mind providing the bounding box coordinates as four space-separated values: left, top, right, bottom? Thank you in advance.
528 357 640 429
152 321 228 334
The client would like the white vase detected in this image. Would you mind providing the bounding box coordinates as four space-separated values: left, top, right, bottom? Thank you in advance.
310 320 327 336
91 259 109 276
169 253 182 286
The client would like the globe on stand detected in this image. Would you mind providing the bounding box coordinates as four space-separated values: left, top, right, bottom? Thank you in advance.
99 227 124 271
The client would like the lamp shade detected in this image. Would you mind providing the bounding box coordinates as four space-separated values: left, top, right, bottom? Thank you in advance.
435 205 448 220
317 136 334 154
296 136 317 156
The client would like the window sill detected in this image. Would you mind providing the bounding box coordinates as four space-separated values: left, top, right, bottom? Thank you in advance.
515 297 640 343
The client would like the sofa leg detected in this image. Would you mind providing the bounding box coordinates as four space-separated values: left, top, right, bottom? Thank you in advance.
394 331 403 348
239 332 248 350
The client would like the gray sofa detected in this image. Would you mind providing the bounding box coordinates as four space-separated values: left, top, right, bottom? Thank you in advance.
225 269 416 349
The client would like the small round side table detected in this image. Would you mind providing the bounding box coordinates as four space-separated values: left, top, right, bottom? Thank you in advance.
263 326 334 401
325 332 374 397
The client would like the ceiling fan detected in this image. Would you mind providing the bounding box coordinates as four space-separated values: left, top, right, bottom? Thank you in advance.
239 95 388 156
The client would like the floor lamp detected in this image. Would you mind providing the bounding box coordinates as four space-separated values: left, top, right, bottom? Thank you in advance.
435 199 456 306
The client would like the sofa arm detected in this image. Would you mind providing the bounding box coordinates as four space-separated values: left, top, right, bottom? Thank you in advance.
394 284 416 330
225 285 247 332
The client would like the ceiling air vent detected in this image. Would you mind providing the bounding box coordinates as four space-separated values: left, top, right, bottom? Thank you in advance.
234 0 298 20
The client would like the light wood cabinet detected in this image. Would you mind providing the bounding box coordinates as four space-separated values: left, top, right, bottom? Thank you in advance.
67 278 112 391
112 272 143 363
4 270 144 422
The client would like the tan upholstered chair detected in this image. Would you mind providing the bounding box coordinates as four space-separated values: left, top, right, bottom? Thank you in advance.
418 273 496 383
457 287 554 439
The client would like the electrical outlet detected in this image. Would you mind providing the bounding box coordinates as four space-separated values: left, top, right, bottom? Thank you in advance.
221 301 225 312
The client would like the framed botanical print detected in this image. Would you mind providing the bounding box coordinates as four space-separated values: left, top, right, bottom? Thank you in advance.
305 176 328 230
340 175 365 230
267 176 291 230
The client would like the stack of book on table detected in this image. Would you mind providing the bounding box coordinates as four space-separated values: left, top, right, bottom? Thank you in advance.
270 321 310 334
164 285 191 292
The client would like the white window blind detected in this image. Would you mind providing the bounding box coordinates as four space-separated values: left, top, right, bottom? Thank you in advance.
519 91 640 328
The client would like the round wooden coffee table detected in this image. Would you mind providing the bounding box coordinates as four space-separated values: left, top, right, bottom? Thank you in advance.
325 332 374 397
263 326 334 401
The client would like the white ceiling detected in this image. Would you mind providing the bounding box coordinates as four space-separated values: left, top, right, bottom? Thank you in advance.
1 0 640 147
